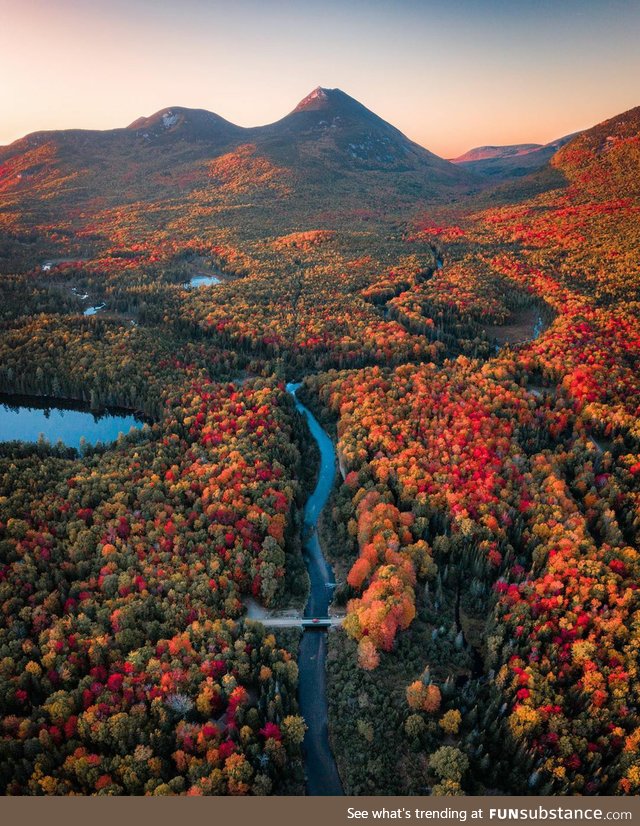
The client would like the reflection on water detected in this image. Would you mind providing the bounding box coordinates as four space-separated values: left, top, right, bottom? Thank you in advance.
0 397 143 448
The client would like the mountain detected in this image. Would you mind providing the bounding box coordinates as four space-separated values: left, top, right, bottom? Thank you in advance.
0 87 478 253
248 87 478 210
259 87 460 172
451 133 578 179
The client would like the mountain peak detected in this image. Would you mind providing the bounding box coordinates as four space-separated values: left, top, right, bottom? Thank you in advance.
127 106 237 131
124 106 244 146
293 87 336 113
286 87 395 130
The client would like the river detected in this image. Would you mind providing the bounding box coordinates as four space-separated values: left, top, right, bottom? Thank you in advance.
286 382 343 796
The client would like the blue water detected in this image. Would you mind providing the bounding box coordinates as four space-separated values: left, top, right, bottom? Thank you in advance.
83 303 106 316
533 314 544 339
184 274 221 289
286 382 343 795
0 401 142 448
287 381 337 615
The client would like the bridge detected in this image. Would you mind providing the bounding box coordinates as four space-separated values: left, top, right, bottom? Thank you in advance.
245 615 343 629
301 618 337 628
242 597 344 629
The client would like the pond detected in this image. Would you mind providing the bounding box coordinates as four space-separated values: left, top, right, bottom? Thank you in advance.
83 303 106 316
0 396 143 448
184 274 221 289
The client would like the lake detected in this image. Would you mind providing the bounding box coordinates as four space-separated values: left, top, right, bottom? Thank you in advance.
0 397 143 448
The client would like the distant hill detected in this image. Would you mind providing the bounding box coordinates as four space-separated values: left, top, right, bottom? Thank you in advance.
451 134 578 179
452 144 542 163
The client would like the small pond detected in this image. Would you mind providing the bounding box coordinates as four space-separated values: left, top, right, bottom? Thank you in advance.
184 274 222 289
83 303 106 316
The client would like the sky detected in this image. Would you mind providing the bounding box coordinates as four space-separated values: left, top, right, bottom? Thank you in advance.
1 0 639 157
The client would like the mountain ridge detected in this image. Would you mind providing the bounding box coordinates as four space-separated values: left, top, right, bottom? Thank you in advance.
451 143 543 163
0 87 453 170
0 86 479 236
451 132 580 179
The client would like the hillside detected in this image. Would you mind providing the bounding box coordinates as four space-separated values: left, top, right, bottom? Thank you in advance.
551 105 640 198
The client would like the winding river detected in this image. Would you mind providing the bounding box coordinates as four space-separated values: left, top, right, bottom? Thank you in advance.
286 382 343 796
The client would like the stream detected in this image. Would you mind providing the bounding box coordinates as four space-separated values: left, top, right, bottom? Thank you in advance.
286 382 343 796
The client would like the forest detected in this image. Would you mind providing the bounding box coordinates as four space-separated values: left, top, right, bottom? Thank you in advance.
0 98 639 796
